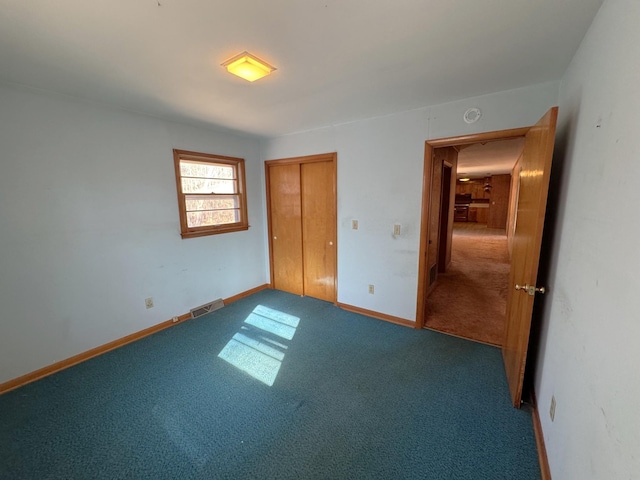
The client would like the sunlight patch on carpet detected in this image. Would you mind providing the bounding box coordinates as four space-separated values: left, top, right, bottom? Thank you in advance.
244 306 299 340
218 305 300 386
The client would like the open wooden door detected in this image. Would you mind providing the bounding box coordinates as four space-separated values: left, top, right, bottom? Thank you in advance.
502 107 558 407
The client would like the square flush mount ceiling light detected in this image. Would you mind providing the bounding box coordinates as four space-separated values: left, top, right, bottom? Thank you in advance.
222 51 276 82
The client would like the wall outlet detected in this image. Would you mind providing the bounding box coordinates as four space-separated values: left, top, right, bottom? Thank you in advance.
550 395 556 422
145 297 154 309
368 284 375 294
352 219 359 230
393 224 401 236
172 316 179 323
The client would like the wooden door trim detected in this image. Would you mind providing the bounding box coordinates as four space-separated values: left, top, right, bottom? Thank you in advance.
415 127 531 329
427 127 531 148
265 152 338 304
415 142 434 328
265 152 335 167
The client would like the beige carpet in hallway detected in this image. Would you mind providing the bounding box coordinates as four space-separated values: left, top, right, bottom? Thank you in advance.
425 223 510 346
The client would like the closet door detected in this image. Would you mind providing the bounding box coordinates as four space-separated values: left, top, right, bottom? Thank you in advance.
301 160 336 302
268 163 304 296
266 153 337 303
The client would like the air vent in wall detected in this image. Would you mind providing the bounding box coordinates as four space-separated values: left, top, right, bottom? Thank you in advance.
190 298 225 319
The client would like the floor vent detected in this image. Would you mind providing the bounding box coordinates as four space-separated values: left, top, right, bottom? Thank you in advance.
190 298 224 319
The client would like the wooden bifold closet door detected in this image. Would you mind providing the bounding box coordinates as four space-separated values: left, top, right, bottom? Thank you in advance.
266 153 337 303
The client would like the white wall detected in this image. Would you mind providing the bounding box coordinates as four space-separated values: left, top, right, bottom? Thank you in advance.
0 85 267 384
0 71 564 387
263 82 558 321
534 1 640 478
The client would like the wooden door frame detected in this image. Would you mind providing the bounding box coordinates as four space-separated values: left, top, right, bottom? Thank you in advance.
415 127 531 329
265 152 338 303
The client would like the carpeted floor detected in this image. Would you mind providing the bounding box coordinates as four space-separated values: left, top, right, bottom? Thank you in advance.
425 223 510 346
0 289 540 479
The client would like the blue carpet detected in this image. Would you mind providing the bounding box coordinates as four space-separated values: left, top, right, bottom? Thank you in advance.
0 290 540 479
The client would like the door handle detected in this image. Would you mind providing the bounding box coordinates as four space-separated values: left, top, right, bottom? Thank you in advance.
515 284 545 296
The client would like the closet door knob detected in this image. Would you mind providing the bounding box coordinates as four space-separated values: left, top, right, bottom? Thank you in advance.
329 241 333 246
273 236 277 240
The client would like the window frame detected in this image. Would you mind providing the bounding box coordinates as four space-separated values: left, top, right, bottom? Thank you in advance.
173 149 249 238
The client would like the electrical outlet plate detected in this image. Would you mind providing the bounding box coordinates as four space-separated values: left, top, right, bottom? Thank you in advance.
550 395 556 421
368 284 375 294
145 297 154 309
352 219 358 230
393 224 401 236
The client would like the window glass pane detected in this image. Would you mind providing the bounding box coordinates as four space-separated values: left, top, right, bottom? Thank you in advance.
181 178 237 194
185 195 239 211
180 161 235 179
187 209 240 228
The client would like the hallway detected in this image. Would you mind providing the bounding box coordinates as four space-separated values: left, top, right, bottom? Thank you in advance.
424 223 510 346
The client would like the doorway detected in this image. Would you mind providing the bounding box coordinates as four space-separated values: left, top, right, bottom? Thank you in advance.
415 108 558 407
417 128 530 329
424 147 457 294
424 139 525 346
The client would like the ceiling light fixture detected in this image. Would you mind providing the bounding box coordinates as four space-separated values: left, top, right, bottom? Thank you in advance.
221 51 276 82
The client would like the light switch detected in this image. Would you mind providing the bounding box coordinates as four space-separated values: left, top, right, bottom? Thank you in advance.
352 219 359 230
393 224 401 236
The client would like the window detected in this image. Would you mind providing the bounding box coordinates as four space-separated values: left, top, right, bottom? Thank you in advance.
173 149 248 238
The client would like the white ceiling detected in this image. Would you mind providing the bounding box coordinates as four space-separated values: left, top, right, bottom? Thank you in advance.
0 0 602 137
457 138 525 177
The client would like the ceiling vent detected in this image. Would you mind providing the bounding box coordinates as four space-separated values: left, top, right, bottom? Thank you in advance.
190 298 225 319
463 107 482 124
